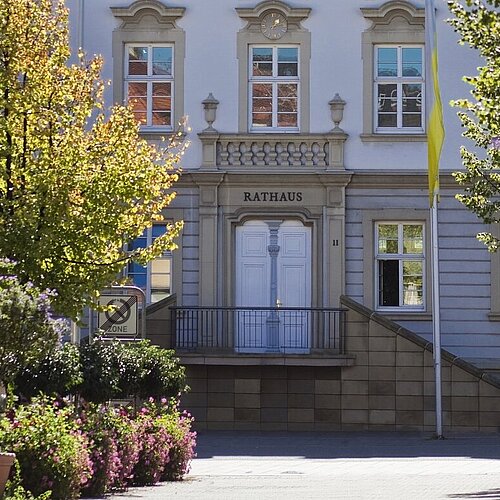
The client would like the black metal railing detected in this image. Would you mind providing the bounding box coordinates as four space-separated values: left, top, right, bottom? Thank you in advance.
170 306 346 354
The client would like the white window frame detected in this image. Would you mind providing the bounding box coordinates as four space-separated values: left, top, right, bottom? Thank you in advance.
124 43 174 131
126 225 172 304
248 44 300 133
374 44 425 134
375 221 425 311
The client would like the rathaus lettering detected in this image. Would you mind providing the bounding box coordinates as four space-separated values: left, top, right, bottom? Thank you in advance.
243 192 303 202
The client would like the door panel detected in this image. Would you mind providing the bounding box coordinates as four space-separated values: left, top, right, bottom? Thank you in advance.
235 220 311 352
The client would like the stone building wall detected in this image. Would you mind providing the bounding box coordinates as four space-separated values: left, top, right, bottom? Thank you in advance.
178 297 500 432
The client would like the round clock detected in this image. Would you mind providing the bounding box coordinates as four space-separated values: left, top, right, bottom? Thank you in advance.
260 12 288 40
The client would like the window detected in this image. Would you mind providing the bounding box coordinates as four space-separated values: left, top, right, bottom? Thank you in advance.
111 1 185 136
375 46 424 132
127 225 172 304
360 1 425 141
249 45 299 131
125 45 173 129
375 222 424 309
236 2 311 133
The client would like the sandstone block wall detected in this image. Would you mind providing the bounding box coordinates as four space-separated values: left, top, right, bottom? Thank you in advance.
173 296 500 432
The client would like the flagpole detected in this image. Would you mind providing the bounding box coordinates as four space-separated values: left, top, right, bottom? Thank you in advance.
431 192 443 438
426 0 445 439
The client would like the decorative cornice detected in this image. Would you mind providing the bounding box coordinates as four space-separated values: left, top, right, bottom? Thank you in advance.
236 0 311 26
361 0 425 27
111 0 185 27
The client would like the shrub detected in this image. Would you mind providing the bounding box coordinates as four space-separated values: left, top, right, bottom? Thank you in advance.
15 343 82 400
121 341 186 400
1 397 92 499
0 260 62 387
158 402 196 481
132 402 172 486
2 459 51 500
78 404 122 497
78 339 122 403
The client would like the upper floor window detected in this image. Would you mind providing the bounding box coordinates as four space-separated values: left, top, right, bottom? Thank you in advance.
360 1 425 141
236 2 311 134
111 1 185 135
125 44 173 129
375 45 424 132
375 222 425 309
249 45 299 131
126 224 172 304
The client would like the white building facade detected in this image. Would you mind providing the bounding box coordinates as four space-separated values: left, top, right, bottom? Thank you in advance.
68 0 500 431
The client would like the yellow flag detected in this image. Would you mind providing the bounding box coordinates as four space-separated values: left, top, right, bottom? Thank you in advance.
426 0 445 207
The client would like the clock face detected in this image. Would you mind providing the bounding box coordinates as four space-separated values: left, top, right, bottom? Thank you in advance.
260 12 288 40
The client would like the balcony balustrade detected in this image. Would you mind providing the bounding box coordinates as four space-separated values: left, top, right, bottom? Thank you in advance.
170 306 346 354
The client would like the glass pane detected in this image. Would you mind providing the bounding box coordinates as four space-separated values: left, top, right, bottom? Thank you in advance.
153 82 171 97
152 97 171 111
403 261 423 305
252 113 272 127
378 224 398 254
129 97 147 112
278 83 297 98
151 291 170 303
127 262 146 273
377 47 397 77
402 48 422 77
252 83 272 98
128 46 148 75
252 98 272 113
151 273 170 289
378 113 397 128
403 225 423 254
128 82 147 97
152 47 172 75
152 225 167 239
129 273 147 288
377 84 397 112
402 114 421 127
278 48 298 76
152 259 171 274
252 83 272 126
277 113 297 127
403 84 422 112
132 112 147 124
278 98 297 113
252 47 273 76
378 260 399 306
152 112 170 126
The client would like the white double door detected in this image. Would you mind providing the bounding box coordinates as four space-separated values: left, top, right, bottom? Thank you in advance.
235 220 311 352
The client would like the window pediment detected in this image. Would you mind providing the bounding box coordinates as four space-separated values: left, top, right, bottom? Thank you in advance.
236 0 310 31
111 0 185 29
361 1 424 30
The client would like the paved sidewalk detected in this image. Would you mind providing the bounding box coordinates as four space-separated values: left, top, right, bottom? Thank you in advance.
112 431 500 499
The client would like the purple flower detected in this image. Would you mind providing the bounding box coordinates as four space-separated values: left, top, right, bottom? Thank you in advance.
491 136 500 149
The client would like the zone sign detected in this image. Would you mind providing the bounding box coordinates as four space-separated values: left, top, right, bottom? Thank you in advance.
98 295 138 336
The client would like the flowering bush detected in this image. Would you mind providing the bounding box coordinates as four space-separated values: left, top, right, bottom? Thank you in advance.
156 399 197 481
2 459 51 500
132 402 172 486
0 260 62 387
0 397 92 499
78 404 122 497
110 407 142 491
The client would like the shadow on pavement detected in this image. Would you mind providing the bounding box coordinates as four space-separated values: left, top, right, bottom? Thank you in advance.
448 489 500 498
194 431 500 460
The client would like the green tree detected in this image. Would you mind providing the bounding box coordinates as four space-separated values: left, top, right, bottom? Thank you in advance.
0 0 184 318
448 0 500 251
